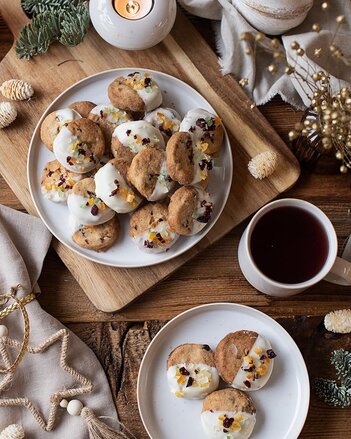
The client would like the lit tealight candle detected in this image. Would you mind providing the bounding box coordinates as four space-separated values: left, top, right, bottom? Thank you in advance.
114 0 154 20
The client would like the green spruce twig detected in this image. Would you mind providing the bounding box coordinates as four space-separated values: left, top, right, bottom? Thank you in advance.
17 1 90 59
313 349 351 408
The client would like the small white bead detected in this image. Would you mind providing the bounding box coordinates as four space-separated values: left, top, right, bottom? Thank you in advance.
59 399 68 408
0 325 9 337
67 399 83 416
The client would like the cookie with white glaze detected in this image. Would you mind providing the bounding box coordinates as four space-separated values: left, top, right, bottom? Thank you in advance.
180 108 224 155
69 101 96 118
88 104 131 151
144 107 181 140
127 148 173 201
72 216 119 252
53 118 105 174
215 330 276 391
201 389 256 439
166 132 213 185
167 343 219 400
108 71 162 113
94 159 142 214
67 177 115 226
40 159 82 204
168 186 213 236
129 202 178 253
40 108 81 151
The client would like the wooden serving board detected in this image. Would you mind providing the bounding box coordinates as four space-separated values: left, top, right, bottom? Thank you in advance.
0 3 300 312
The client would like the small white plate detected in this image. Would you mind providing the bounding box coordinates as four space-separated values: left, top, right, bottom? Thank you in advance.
27 68 233 268
137 303 310 439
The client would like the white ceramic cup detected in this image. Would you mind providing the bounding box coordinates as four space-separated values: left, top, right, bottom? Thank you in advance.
238 198 351 297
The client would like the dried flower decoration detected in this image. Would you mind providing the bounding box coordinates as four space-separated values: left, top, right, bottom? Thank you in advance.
0 102 17 129
0 424 25 439
0 79 34 101
325 309 351 334
240 7 351 174
248 150 278 179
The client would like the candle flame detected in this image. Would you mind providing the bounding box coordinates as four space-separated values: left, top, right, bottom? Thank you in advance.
126 0 140 15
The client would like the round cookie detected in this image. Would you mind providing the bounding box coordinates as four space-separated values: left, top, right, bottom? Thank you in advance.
69 101 96 118
40 159 82 203
53 118 105 174
88 104 131 150
72 216 119 252
168 186 213 236
144 107 181 140
112 120 165 164
180 108 224 155
215 330 276 391
127 148 173 201
40 108 81 151
108 71 162 112
166 132 213 185
129 202 178 253
201 389 256 439
94 159 142 214
67 177 115 226
167 343 219 400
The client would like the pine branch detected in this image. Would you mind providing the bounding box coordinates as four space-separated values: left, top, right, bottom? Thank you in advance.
313 378 351 408
16 11 61 59
331 349 351 380
21 0 80 16
59 3 90 47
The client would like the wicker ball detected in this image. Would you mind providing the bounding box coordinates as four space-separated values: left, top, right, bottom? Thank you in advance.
248 150 278 179
0 79 34 101
0 424 25 439
0 102 17 129
324 309 351 334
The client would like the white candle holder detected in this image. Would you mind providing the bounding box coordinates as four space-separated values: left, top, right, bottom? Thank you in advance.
89 0 177 50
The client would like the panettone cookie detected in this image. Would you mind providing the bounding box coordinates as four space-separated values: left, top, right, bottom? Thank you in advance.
67 177 115 226
88 104 131 150
129 202 178 253
108 71 162 113
40 108 81 151
215 330 276 391
166 132 213 185
168 186 213 236
167 343 219 400
127 148 173 201
180 108 224 155
144 107 181 140
72 216 119 252
40 159 82 203
94 159 142 214
201 389 256 439
112 120 165 161
69 101 96 118
53 118 105 174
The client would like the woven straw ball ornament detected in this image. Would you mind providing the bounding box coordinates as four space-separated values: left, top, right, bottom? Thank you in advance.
0 79 34 101
0 424 25 439
248 150 278 179
0 102 17 129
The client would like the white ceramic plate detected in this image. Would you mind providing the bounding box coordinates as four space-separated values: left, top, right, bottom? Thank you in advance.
27 68 233 268
137 303 310 439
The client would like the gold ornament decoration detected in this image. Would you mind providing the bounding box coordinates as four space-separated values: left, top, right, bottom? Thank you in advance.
239 78 249 87
312 23 321 33
0 79 34 101
324 309 351 334
0 103 17 129
0 424 25 439
248 150 278 179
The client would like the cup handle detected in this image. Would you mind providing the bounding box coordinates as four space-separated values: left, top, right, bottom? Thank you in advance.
324 256 351 286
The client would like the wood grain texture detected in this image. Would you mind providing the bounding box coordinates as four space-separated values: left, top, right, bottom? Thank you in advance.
0 10 351 439
0 2 299 312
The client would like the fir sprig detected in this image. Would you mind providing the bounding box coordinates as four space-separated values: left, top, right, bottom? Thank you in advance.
16 1 89 59
313 349 351 408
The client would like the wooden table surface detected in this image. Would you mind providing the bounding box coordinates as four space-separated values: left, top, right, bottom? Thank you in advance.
0 14 351 439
